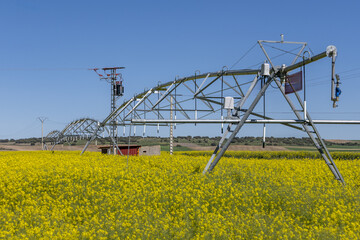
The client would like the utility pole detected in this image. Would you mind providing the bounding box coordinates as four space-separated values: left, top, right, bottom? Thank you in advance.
91 67 125 154
38 117 47 150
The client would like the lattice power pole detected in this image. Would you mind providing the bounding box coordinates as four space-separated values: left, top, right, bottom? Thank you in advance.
38 117 47 150
91 67 125 153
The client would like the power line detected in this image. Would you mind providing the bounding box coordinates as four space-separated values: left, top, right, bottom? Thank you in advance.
229 42 258 70
251 111 360 115
262 43 303 57
307 67 360 82
246 46 303 69
0 67 89 71
46 119 68 125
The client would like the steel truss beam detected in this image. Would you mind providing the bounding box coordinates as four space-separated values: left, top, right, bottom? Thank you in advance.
78 67 261 154
45 118 103 150
131 119 360 125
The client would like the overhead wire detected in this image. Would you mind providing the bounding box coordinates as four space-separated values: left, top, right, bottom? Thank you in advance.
251 111 360 115
47 119 68 125
229 42 258 70
0 119 39 138
260 65 360 95
203 80 253 97
262 43 305 57
306 67 360 82
307 46 315 56
246 46 303 69
0 67 89 71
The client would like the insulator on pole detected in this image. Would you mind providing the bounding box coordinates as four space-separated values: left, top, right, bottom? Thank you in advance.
170 95 173 155
221 115 224 134
262 125 266 148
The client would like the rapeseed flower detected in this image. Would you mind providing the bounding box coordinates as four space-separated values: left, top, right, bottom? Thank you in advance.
0 151 358 239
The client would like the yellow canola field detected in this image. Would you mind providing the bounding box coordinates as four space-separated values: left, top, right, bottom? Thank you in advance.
0 151 359 239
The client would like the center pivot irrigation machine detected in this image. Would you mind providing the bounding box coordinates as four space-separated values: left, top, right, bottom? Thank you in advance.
46 36 360 184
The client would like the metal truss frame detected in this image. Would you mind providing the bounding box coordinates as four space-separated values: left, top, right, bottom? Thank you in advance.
79 68 261 153
45 118 105 150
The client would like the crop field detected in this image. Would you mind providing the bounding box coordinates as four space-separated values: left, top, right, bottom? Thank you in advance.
0 151 359 239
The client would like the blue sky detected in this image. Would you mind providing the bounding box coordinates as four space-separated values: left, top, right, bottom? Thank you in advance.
0 0 359 139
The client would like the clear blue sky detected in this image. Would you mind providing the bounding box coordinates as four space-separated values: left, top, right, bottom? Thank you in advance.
1 0 359 140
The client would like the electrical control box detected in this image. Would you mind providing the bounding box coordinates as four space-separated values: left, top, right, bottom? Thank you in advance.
115 81 124 96
224 97 234 110
261 63 270 76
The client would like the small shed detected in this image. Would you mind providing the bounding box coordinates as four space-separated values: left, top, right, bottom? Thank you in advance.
98 145 141 156
139 145 161 156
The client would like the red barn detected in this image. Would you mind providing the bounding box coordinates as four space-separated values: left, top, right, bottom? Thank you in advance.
98 145 141 156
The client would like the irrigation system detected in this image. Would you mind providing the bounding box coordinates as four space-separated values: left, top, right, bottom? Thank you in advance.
46 36 360 184
44 118 105 150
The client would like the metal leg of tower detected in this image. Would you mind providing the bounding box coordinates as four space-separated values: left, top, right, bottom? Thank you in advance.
81 137 96 155
306 117 344 183
203 75 259 173
274 79 344 184
104 126 123 156
308 118 344 183
289 83 344 183
110 121 116 146
203 124 233 174
81 126 100 155
204 75 273 173
50 142 58 151
292 86 345 183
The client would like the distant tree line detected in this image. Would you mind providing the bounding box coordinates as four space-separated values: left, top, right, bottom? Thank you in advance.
1 136 359 147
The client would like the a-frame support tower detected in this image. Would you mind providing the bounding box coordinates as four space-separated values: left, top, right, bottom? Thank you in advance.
203 39 344 184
